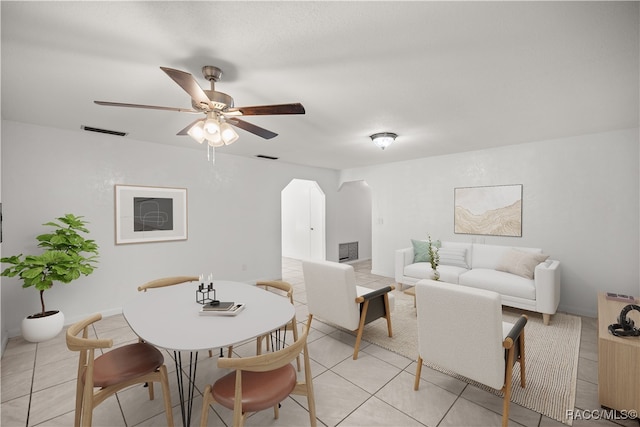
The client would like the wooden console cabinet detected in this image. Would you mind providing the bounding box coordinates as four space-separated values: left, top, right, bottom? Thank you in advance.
597 292 640 413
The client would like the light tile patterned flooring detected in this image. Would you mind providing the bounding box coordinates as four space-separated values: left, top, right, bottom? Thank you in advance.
1 258 635 426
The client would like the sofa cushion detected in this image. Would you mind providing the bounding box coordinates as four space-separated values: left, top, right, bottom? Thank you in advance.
404 262 432 280
438 248 468 269
404 263 467 283
459 269 536 300
411 239 431 263
471 244 541 270
496 249 549 279
437 265 468 283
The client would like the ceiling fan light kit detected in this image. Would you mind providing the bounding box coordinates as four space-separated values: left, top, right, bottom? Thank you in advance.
370 132 397 150
219 122 239 145
94 65 305 164
187 120 206 144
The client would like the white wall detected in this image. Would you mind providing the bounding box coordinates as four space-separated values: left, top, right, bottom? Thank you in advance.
0 121 4 350
341 128 640 317
0 120 346 337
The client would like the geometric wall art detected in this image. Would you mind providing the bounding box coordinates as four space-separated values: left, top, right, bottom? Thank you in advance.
115 184 188 244
454 184 522 237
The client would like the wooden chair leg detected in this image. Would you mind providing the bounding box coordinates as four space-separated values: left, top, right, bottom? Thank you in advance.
519 331 526 388
233 370 244 427
353 300 370 360
200 385 212 427
384 294 393 337
82 388 94 427
414 356 423 390
291 317 301 371
158 365 174 427
257 335 264 355
74 373 84 426
502 347 516 427
148 381 155 400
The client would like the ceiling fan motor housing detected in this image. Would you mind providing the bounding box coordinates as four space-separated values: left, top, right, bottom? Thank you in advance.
192 90 234 111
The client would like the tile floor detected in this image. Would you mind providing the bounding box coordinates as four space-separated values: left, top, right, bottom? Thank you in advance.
1 258 636 426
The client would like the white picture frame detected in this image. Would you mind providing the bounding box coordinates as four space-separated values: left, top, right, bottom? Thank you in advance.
115 185 188 244
454 184 523 237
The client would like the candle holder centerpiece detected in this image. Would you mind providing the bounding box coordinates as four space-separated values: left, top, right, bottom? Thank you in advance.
196 274 220 306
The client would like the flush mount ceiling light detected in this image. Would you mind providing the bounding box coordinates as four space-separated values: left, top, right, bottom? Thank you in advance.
370 132 397 150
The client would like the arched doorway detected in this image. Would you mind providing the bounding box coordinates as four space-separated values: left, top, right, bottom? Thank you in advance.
281 179 326 260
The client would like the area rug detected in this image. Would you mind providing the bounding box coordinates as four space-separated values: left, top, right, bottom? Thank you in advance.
359 291 581 425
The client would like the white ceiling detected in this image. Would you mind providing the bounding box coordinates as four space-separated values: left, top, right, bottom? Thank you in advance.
2 1 638 170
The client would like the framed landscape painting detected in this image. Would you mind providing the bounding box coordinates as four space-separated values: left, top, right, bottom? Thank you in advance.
115 185 188 244
454 184 522 237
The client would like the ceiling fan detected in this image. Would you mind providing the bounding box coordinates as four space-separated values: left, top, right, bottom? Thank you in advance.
94 65 305 147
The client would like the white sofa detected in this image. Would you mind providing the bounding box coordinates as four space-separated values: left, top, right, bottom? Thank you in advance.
395 242 561 324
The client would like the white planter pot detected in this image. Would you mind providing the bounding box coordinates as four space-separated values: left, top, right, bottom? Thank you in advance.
21 310 65 342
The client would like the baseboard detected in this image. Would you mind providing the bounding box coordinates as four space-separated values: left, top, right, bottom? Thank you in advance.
1 333 8 357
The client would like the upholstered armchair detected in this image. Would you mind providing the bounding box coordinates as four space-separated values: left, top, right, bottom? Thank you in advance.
413 279 527 427
302 259 394 359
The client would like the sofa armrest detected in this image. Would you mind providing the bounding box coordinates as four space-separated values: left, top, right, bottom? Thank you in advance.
395 247 414 283
534 260 561 315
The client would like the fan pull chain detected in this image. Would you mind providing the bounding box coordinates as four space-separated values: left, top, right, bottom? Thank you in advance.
207 145 216 165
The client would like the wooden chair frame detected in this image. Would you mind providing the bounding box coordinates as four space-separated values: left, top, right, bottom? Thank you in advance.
255 280 300 370
137 275 199 292
414 315 527 427
66 313 174 427
352 285 394 359
200 314 317 427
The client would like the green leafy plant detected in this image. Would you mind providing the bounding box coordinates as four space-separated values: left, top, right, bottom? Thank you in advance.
427 234 440 280
1 214 99 317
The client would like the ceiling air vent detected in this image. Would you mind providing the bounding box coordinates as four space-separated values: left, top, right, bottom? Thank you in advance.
81 125 128 137
256 154 279 160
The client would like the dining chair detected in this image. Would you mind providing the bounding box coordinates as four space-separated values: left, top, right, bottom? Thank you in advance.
302 259 395 359
413 279 527 427
253 280 300 371
137 275 200 292
200 314 316 427
66 313 174 427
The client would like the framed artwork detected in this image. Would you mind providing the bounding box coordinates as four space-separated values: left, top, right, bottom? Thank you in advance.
115 185 187 244
454 184 522 237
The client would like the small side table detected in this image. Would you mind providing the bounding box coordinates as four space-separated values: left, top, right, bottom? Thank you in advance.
597 292 640 413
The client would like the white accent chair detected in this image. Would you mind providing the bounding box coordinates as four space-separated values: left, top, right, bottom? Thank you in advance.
414 279 527 427
302 259 395 360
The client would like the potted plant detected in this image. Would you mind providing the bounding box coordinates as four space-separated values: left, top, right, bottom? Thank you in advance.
427 234 440 280
1 214 99 342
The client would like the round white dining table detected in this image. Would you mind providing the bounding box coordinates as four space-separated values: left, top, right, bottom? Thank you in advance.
122 280 295 426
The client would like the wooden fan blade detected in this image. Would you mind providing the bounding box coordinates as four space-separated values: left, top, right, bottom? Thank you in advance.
227 118 278 139
177 118 204 136
225 103 305 116
94 101 200 113
160 66 213 109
